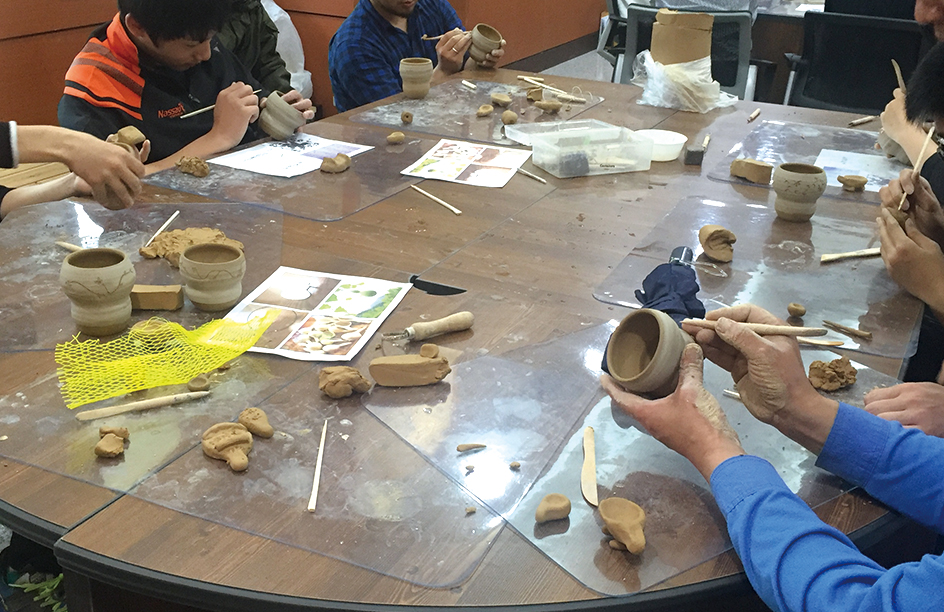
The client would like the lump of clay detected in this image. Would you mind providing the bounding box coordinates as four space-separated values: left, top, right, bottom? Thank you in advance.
698 224 736 263
534 99 562 114
809 356 857 391
320 153 351 173
94 433 126 457
787 302 806 317
501 110 518 125
176 156 210 177
387 131 405 145
202 422 253 471
369 344 451 387
187 374 210 392
535 493 571 523
238 407 274 438
457 443 486 452
838 175 867 192
476 104 494 117
490 92 512 107
527 87 543 101
139 228 244 268
319 365 371 398
100 426 129 440
730 158 773 184
401 111 413 124
599 497 646 554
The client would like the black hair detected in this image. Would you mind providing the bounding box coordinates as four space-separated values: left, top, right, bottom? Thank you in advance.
906 41 944 123
118 0 233 42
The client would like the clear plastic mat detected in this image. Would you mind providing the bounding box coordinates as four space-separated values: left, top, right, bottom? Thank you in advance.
707 120 903 201
145 123 435 221
350 80 605 145
593 196 922 359
0 200 283 352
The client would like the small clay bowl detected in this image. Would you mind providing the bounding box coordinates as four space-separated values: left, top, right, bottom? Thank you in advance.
469 24 502 65
603 309 693 398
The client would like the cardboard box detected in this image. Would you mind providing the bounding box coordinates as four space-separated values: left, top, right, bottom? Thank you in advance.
650 9 713 65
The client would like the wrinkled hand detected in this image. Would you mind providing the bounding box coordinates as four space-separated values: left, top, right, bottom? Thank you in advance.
877 207 944 304
65 134 146 210
210 82 260 150
261 89 315 122
864 383 944 438
878 169 944 246
880 88 911 143
476 39 506 69
435 29 472 74
601 343 743 481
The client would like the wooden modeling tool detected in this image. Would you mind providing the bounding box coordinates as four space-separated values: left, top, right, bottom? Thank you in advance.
515 167 547 184
681 319 827 337
848 116 876 127
820 247 881 264
899 126 935 210
382 311 474 341
581 426 598 507
822 320 873 340
892 59 906 92
518 76 586 103
55 241 83 252
410 184 462 215
797 337 845 347
144 210 180 247
516 75 544 82
747 108 761 123
461 80 477 90
75 391 209 421
307 419 328 513
722 389 741 401
179 89 262 120
421 31 465 41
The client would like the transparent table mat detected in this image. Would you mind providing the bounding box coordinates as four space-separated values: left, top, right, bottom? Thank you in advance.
145 122 437 221
0 200 282 352
593 196 922 359
129 371 501 589
350 80 605 145
708 120 901 201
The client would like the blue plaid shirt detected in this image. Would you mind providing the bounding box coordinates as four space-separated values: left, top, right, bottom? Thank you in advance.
329 0 462 112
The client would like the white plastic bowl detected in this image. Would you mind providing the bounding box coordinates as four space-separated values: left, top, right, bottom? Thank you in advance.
635 129 688 162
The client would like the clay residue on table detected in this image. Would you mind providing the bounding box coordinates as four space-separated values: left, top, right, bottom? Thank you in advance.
139 228 244 267
319 365 371 398
809 356 857 391
176 155 210 177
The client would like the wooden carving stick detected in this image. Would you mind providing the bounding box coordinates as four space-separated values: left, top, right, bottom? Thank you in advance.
581 426 598 507
820 247 881 264
307 420 329 513
892 59 906 93
405 312 475 341
75 391 209 421
681 319 827 337
822 319 873 340
899 125 936 210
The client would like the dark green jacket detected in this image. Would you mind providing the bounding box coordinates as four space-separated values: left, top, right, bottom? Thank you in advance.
218 0 293 94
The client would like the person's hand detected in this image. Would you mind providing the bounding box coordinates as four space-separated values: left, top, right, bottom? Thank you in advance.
261 89 316 122
864 383 944 438
601 344 743 481
64 133 146 210
878 169 944 246
209 82 260 150
475 39 506 69
880 88 911 143
877 207 944 307
435 29 472 74
72 139 151 205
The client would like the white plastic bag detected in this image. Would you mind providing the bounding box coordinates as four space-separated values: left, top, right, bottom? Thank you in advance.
630 50 737 114
262 0 313 98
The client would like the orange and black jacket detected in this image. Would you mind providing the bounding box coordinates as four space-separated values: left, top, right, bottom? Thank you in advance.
58 14 266 163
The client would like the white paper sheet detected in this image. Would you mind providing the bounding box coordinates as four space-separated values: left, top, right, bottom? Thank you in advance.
813 149 904 193
400 139 532 188
210 133 373 178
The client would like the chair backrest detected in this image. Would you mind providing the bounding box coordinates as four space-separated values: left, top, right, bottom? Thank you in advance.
824 0 916 21
788 11 934 114
596 0 626 70
616 2 753 99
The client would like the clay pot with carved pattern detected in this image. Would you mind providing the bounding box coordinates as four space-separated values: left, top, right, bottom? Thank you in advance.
60 248 136 336
399 58 433 99
772 163 827 222
179 244 246 311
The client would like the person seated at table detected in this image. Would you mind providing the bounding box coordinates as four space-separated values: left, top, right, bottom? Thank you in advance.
217 0 293 95
1 121 147 219
328 0 506 113
58 0 314 173
601 303 944 612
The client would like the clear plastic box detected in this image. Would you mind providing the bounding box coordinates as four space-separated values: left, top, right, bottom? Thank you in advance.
504 119 616 147
527 122 653 178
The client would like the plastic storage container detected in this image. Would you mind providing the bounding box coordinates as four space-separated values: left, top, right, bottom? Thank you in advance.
529 123 653 178
505 119 617 147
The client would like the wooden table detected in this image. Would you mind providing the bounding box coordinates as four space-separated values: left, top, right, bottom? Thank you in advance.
0 68 926 612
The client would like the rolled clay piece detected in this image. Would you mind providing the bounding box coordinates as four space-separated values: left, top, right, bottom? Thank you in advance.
527 87 543 101
837 175 867 191
599 497 646 554
730 158 773 184
535 493 571 523
401 111 413 124
787 302 806 317
490 93 512 107
698 224 736 263
387 131 405 145
202 422 253 471
176 156 210 177
808 356 857 391
238 407 274 438
419 343 439 358
318 365 371 398
320 153 351 173
534 99 563 114
457 443 486 452
94 433 125 458
368 350 451 387
187 374 210 392
501 110 518 125
476 104 494 117
99 426 129 440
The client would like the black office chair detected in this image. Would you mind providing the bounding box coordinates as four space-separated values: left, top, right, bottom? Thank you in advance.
783 11 935 115
824 0 916 21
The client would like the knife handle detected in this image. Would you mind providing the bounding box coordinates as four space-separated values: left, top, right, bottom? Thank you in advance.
409 311 474 341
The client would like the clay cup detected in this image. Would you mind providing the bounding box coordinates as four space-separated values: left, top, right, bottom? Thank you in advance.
60 248 136 336
399 58 434 99
604 309 694 398
469 24 502 66
772 163 827 222
259 92 306 140
179 244 246 311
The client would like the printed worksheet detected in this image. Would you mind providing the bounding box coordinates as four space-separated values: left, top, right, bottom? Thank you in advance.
401 139 532 188
210 133 373 178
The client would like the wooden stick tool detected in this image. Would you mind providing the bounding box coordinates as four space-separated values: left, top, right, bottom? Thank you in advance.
899 125 935 211
179 89 262 119
382 311 474 341
144 210 180 247
75 391 209 421
410 184 462 215
892 59 906 92
307 420 329 513
681 319 827 337
581 426 598 507
820 247 881 264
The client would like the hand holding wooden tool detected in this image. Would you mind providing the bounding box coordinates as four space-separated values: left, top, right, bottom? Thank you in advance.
382 311 474 341
899 126 936 211
75 391 209 421
681 318 827 336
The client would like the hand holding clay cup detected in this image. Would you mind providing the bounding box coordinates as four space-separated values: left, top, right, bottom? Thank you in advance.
259 91 307 140
771 163 827 222
603 308 694 398
65 131 146 211
178 243 246 311
399 57 434 99
60 248 136 337
469 24 502 67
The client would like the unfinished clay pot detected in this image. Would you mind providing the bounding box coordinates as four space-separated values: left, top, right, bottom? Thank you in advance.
772 163 827 222
599 497 646 554
259 92 305 140
178 243 246 311
469 23 502 65
604 308 693 398
60 248 136 336
399 58 433 99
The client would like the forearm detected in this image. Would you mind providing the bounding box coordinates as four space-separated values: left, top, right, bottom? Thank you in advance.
768 393 839 455
893 123 933 168
15 125 92 166
0 174 77 219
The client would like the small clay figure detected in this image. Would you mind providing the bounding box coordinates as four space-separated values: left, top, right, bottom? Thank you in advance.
501 110 518 125
202 422 253 471
808 356 857 391
698 224 736 263
787 302 806 317
176 156 210 177
187 374 210 392
476 104 494 117
369 344 451 386
319 365 371 398
837 175 867 192
401 111 414 124
490 92 512 107
534 99 563 114
238 407 274 438
599 497 646 554
387 131 405 145
320 153 351 173
535 493 571 523
730 158 773 184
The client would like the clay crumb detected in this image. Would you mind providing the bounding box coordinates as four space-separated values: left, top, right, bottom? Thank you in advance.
509 461 521 470
465 465 474 472
387 131 405 145
809 356 857 391
187 374 210 392
787 302 806 317
239 407 274 438
526 87 543 101
176 156 210 177
535 493 571 523
94 433 125 458
319 365 371 398
99 426 129 440
457 443 486 452
217 360 234 371
465 506 477 515
401 111 413 124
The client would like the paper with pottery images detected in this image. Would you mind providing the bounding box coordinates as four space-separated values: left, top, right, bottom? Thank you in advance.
224 266 410 361
400 138 532 187
209 133 373 178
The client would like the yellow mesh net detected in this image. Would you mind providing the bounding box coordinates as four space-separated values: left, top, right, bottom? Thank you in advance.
55 311 278 408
